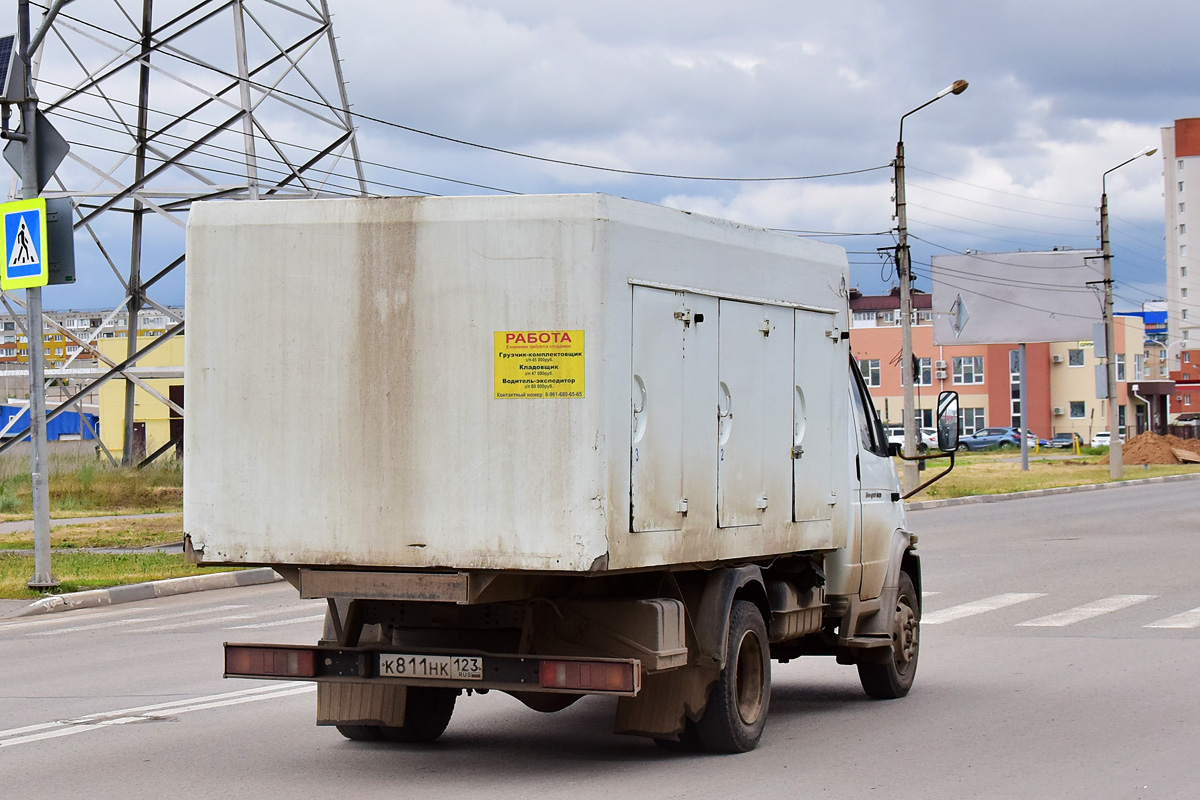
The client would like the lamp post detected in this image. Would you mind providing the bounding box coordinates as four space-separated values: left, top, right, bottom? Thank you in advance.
1101 146 1157 480
896 79 967 492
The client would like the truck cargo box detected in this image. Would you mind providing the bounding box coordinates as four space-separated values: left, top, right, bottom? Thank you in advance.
184 194 851 573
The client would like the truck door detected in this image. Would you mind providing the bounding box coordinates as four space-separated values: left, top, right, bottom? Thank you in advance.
792 309 836 522
631 287 717 532
849 361 900 599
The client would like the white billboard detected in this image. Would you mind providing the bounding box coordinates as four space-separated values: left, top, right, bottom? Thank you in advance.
931 249 1105 345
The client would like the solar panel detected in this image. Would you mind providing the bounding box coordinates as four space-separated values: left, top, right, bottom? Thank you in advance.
0 34 19 102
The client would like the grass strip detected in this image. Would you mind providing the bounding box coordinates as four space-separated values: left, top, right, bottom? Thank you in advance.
0 515 183 550
0 552 232 600
909 453 1200 499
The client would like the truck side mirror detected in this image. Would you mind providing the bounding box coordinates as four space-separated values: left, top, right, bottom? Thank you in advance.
936 391 960 452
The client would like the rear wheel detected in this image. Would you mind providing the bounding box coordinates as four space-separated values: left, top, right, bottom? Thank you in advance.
858 571 920 699
694 600 771 753
377 687 458 743
336 724 383 741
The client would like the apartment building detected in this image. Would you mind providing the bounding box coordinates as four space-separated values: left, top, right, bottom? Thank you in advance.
849 289 1146 439
1162 119 1199 359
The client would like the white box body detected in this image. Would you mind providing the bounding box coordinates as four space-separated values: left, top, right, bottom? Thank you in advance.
184 194 852 573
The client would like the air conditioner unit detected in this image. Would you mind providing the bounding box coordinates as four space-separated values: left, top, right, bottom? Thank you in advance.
934 360 947 369
1051 354 1065 363
1053 406 1066 416
935 369 948 380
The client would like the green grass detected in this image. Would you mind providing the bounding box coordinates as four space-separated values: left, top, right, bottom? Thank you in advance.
0 447 182 519
0 552 230 600
908 450 1200 499
0 514 183 551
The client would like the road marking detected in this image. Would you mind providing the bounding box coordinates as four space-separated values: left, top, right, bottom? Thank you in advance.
24 604 250 637
136 603 326 633
1145 606 1200 629
921 593 1046 625
0 601 208 633
226 613 325 630
1017 595 1155 627
0 683 315 749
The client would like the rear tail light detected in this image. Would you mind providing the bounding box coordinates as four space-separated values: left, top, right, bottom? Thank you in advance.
226 645 317 678
538 660 636 693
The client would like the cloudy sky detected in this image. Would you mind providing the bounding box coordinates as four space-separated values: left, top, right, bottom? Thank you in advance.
27 0 1200 313
327 0 1195 314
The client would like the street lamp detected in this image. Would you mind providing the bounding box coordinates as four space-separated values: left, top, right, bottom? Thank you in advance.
1101 146 1157 480
896 79 967 492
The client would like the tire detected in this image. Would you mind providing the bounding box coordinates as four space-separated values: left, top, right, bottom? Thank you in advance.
652 719 701 752
377 687 458 743
857 571 920 699
336 724 383 741
956 443 968 452
694 600 771 753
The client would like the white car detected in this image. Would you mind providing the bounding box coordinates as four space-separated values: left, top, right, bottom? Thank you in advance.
885 425 938 453
1090 431 1123 448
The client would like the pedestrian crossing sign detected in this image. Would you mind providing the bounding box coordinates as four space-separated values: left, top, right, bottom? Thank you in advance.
1 197 48 290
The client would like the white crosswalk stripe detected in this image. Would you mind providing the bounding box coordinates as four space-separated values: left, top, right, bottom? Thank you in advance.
921 593 1046 625
225 614 325 630
26 605 251 637
1144 606 1200 629
1017 594 1155 627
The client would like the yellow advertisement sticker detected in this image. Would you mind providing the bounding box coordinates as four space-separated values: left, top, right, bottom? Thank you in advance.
494 330 585 399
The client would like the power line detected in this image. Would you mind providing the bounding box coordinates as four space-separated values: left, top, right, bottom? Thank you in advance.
907 166 1095 209
38 5 890 184
907 182 1094 223
907 202 1093 239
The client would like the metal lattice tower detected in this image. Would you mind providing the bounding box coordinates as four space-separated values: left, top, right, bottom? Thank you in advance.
1 0 365 465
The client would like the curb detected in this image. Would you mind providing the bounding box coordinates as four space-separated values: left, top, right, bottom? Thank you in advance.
905 470 1200 511
14 567 283 617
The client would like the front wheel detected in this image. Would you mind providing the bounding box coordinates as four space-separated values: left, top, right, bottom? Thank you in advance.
694 600 771 753
857 571 920 699
956 443 968 452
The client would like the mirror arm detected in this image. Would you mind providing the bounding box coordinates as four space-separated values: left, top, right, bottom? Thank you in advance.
895 449 956 500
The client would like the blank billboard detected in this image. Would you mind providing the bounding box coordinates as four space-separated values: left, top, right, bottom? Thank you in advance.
930 249 1104 345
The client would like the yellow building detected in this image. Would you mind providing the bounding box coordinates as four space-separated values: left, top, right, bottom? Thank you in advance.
98 335 184 462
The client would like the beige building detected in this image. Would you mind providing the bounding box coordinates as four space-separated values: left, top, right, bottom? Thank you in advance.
98 335 184 462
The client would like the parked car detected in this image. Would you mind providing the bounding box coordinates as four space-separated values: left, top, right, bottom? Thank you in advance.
1009 428 1049 448
1047 432 1083 449
1090 431 1124 448
957 427 1023 451
885 425 937 453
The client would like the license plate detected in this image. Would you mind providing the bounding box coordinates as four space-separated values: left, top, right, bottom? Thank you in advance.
378 653 483 681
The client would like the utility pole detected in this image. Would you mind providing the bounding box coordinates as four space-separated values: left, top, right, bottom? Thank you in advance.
895 80 967 493
1100 146 1157 481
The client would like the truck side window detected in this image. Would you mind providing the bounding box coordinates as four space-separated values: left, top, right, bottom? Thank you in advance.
849 357 889 458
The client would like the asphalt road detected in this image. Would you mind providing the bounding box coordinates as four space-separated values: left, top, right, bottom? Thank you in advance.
2 481 1197 799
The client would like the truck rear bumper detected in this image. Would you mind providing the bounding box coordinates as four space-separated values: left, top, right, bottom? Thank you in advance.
224 642 641 697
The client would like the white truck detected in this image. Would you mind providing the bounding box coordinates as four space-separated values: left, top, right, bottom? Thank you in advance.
184 193 958 753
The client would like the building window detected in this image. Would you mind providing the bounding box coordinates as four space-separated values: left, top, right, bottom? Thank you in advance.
1184 288 1190 299
1180 181 1185 192
1116 353 1125 382
1188 396 1193 407
1135 353 1144 380
953 356 984 384
66 346 80 354
1184 266 1190 277
1069 401 1086 418
1068 348 1084 366
917 357 932 386
2 322 12 331
1182 203 1188 213
857 358 881 387
1180 159 1186 171
1182 223 1188 234
958 407 985 435
1185 309 1190 320
1182 245 1188 257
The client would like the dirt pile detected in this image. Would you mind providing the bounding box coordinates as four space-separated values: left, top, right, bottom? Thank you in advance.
1100 432 1200 465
